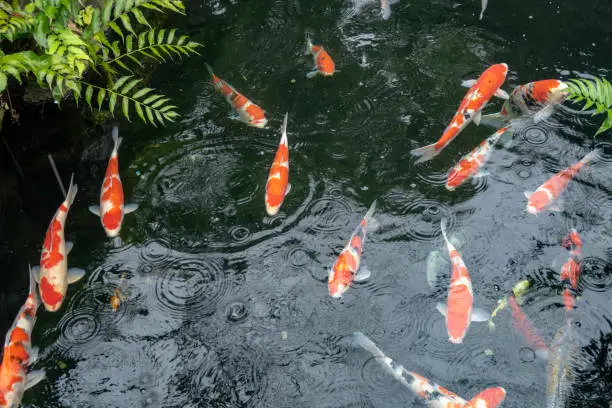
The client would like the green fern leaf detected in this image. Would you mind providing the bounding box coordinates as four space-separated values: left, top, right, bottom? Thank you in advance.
135 102 146 123
566 77 612 136
108 21 124 42
131 8 150 28
97 88 107 110
0 72 7 92
85 85 94 107
122 96 130 121
120 14 136 36
113 75 131 90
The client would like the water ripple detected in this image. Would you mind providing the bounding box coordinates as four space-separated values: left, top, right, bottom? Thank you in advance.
139 238 173 268
304 195 354 234
581 256 612 293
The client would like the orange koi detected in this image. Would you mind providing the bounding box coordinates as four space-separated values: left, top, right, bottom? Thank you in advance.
205 64 268 128
0 267 46 407
410 63 509 164
328 201 378 298
110 272 128 312
88 126 138 238
32 174 85 312
559 229 582 310
525 149 601 215
353 332 507 408
507 295 549 359
305 36 335 78
445 126 510 190
436 219 490 344
265 113 291 216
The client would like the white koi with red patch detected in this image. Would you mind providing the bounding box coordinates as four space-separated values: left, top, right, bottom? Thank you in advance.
436 219 490 344
88 127 138 238
0 267 46 407
525 149 601 215
353 332 507 408
32 174 85 312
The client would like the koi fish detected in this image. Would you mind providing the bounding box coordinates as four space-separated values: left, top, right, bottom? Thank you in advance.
547 317 579 408
507 295 549 359
480 0 488 19
352 332 507 408
0 267 46 407
481 79 569 128
436 219 490 344
32 174 85 312
88 127 138 238
560 229 582 310
328 201 378 298
445 126 510 190
525 149 601 215
205 64 268 128
265 113 291 216
380 0 399 19
305 36 335 78
410 63 509 164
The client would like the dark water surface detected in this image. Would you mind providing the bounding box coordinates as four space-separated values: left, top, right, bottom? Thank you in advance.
3 0 612 407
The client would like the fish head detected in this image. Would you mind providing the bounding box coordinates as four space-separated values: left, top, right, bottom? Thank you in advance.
446 165 470 191
265 204 280 216
531 79 569 105
526 190 549 215
329 282 348 298
328 265 352 298
476 63 509 100
464 387 507 408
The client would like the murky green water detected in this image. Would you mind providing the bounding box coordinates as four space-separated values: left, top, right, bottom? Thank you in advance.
2 0 612 407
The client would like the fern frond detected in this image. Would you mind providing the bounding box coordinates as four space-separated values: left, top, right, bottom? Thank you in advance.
104 28 201 71
81 76 180 126
0 50 44 91
567 77 612 136
100 0 185 42
0 4 33 41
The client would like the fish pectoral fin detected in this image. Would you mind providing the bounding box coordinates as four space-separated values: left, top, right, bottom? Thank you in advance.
31 266 41 283
471 307 491 322
473 110 482 126
228 112 242 121
436 302 448 317
24 370 46 390
523 191 534 199
124 203 139 214
494 88 510 100
353 266 372 282
67 268 86 284
533 105 554 123
473 170 490 178
285 183 292 195
461 79 477 88
88 205 101 216
65 241 74 254
479 112 508 129
366 217 380 231
306 70 319 79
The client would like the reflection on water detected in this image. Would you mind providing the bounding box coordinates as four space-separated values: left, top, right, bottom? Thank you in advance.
3 0 612 407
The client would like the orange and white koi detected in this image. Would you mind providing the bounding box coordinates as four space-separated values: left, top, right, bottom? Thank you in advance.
88 126 138 238
436 219 490 344
328 201 378 298
305 36 335 78
559 229 582 310
507 295 549 359
352 332 507 408
0 267 46 407
410 63 509 164
445 126 510 190
32 174 85 312
525 149 601 215
265 113 291 216
380 0 399 19
205 64 268 128
481 79 569 128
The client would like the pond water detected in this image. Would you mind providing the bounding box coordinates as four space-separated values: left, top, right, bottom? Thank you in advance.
3 0 612 407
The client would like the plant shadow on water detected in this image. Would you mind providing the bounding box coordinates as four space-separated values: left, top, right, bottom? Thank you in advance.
1 0 612 407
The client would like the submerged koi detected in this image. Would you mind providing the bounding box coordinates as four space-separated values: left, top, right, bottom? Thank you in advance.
206 64 268 128
110 272 128 312
0 267 46 407
507 295 549 359
328 201 377 298
89 126 138 238
559 229 582 310
305 36 335 78
436 219 490 344
265 113 291 216
352 332 507 408
482 79 569 128
410 63 509 164
445 126 510 190
547 317 579 408
380 0 399 19
525 149 601 215
32 174 85 312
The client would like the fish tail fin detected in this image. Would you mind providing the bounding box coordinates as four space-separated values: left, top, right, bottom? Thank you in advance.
364 200 377 221
581 148 602 166
27 264 38 298
479 112 508 129
65 173 78 207
352 332 386 358
410 143 439 164
440 218 450 243
280 112 289 145
111 126 123 152
47 154 67 198
305 34 313 54
205 63 215 77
